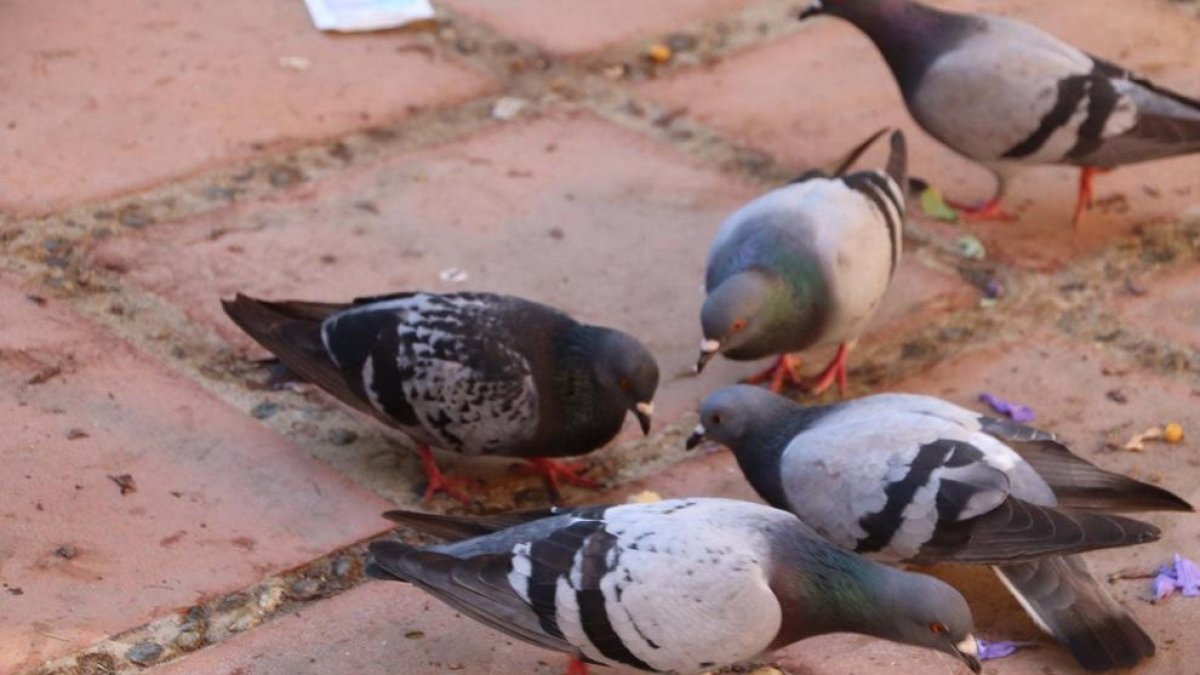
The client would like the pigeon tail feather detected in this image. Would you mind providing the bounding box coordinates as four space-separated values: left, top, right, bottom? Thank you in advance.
996 556 1154 672
221 294 372 416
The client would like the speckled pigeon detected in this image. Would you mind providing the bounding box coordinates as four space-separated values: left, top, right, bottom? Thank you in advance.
367 498 983 674
695 129 906 396
800 0 1200 225
690 386 1194 672
222 292 658 504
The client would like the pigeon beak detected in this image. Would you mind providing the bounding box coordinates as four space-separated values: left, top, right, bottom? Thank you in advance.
634 402 654 436
694 339 721 373
685 424 707 450
798 0 824 20
954 635 982 674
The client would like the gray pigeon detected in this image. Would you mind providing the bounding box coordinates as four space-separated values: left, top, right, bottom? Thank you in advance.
222 292 658 504
367 498 983 674
695 129 906 396
689 385 1194 672
800 0 1200 224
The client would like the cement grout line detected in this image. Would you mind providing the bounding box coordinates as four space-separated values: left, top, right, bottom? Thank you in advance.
29 535 390 675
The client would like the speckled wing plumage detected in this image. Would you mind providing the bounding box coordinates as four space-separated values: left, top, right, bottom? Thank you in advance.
320 292 543 455
367 499 801 673
222 292 581 458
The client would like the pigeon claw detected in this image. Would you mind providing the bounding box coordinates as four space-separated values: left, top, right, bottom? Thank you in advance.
525 458 601 502
417 446 474 506
566 654 590 675
800 342 850 398
1073 166 1111 228
743 353 804 393
946 195 1016 222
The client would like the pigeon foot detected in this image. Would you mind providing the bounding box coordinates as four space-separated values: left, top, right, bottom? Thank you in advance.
1073 167 1111 227
525 458 600 502
744 354 805 393
802 342 850 398
947 196 1016 222
417 446 474 506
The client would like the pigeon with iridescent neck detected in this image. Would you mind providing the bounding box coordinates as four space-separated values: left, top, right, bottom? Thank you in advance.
690 385 1194 672
367 498 983 674
695 129 906 396
800 0 1200 225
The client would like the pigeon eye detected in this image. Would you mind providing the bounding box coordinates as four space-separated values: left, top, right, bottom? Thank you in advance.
619 377 632 391
710 413 723 425
929 623 947 634
731 319 747 332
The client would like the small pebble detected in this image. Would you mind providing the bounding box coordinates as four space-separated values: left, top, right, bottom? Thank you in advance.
288 578 323 601
55 544 78 559
251 402 280 419
126 640 164 666
66 428 89 440
1106 389 1129 404
268 166 304 188
491 97 527 121
666 33 698 52
175 629 206 652
118 207 153 229
327 428 358 445
405 630 426 639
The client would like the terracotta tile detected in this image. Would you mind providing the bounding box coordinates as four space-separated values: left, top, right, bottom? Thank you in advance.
639 0 1200 271
152 579 635 675
440 0 753 56
0 277 392 672
0 0 496 216
1114 261 1200 353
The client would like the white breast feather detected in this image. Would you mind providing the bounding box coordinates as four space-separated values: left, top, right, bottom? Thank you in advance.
595 502 783 671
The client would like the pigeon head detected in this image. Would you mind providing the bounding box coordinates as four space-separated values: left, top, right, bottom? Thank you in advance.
589 328 660 435
696 271 787 372
687 384 798 450
878 570 981 673
688 385 818 509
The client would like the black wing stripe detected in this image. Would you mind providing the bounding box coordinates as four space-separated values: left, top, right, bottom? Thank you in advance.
843 172 902 280
1068 72 1120 160
856 440 957 553
576 530 654 670
1004 74 1090 159
527 521 603 640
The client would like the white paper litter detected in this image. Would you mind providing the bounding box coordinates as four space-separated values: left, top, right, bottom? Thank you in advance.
303 0 435 33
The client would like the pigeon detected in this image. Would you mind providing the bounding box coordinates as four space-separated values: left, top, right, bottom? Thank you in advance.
222 292 659 504
367 498 983 674
689 386 1194 672
800 0 1200 225
695 129 906 396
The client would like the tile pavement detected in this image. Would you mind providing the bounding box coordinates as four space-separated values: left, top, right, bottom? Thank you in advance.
0 0 496 217
0 276 393 673
2 0 1198 673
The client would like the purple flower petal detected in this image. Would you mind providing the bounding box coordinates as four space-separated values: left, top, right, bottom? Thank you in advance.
1175 554 1200 597
1153 572 1177 601
1150 554 1200 600
978 392 1036 423
978 640 1036 660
